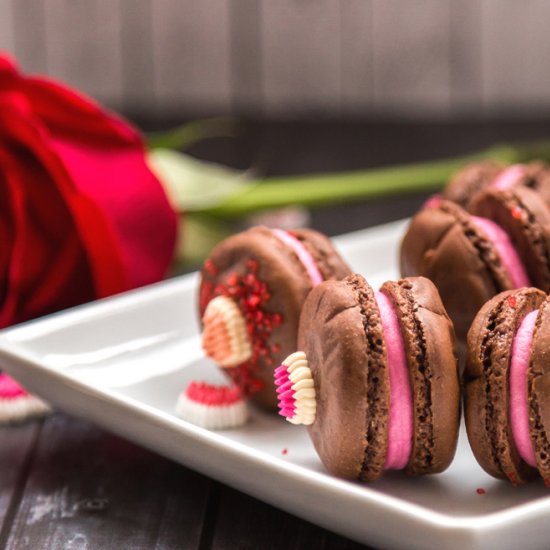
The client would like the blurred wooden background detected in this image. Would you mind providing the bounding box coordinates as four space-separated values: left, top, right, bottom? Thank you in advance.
1 0 549 120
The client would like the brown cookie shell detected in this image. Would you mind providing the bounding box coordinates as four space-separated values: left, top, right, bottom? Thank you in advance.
528 295 550 482
464 288 546 483
471 186 550 292
381 277 460 475
298 276 390 481
443 160 503 209
199 226 352 410
400 200 514 354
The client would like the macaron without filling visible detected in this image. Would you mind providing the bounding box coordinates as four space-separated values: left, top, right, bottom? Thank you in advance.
199 226 351 410
401 188 550 354
464 287 550 484
276 275 459 481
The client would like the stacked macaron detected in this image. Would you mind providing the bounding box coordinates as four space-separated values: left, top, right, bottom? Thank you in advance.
401 185 550 354
464 287 550 485
443 161 550 209
275 274 460 481
198 226 352 409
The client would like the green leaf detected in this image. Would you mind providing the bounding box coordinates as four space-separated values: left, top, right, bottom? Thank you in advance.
147 148 256 212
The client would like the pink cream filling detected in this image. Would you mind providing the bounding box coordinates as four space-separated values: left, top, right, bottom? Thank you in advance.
271 229 324 287
375 291 413 470
492 165 526 191
471 216 530 289
509 309 538 467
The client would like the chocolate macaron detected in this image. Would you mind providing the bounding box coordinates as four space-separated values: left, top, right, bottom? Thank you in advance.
443 161 550 210
464 287 550 485
275 274 460 481
199 226 352 409
401 187 550 354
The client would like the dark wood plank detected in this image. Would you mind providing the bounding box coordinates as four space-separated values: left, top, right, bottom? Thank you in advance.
12 0 48 74
119 0 157 114
211 486 369 550
3 414 211 549
260 0 342 117
481 0 550 114
229 0 263 116
449 0 483 114
151 0 232 116
340 0 374 115
0 1 15 54
0 422 41 539
43 0 123 108
372 0 451 116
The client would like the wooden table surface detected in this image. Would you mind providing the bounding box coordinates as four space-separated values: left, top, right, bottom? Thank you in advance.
1 120 550 549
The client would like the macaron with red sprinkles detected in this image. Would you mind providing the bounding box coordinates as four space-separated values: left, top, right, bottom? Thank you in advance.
199 226 351 410
175 381 249 429
0 373 51 424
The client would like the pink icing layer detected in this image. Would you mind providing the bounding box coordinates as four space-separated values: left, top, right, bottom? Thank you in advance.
185 381 243 406
492 165 526 191
471 216 530 289
274 364 296 418
510 309 538 467
271 229 324 287
0 374 28 400
375 291 413 471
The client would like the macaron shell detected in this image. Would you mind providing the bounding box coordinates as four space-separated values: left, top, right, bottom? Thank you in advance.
400 200 514 353
471 186 550 292
200 226 351 409
298 277 389 481
294 228 353 282
464 288 545 482
527 296 550 482
380 277 460 475
442 160 503 209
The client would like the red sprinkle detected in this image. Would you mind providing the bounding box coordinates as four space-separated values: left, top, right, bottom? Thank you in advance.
506 471 519 486
185 381 243 406
476 488 486 495
508 295 517 308
511 206 524 220
281 448 288 455
199 259 284 397
204 259 218 276
544 478 550 490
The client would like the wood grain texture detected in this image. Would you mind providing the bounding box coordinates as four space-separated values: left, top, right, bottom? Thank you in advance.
3 414 211 550
152 0 232 115
340 0 373 114
12 0 47 74
211 486 368 549
43 0 123 108
119 0 156 113
260 0 342 117
0 0 15 54
449 0 483 114
372 0 451 116
482 0 550 114
229 0 263 115
0 423 41 541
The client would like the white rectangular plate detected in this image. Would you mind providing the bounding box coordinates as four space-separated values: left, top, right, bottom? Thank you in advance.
1 220 550 550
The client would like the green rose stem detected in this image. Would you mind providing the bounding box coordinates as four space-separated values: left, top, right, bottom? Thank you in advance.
201 141 550 219
150 137 550 268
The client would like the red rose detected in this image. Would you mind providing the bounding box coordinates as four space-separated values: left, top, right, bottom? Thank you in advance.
0 54 177 327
